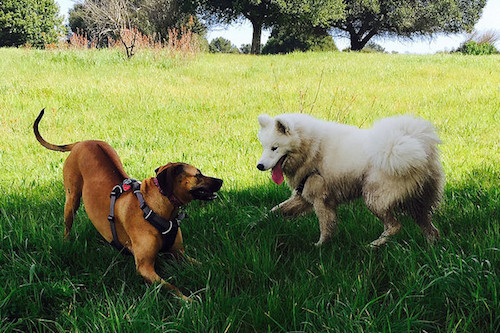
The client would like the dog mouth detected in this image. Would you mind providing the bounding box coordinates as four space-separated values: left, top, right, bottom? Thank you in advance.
271 155 287 185
190 178 223 201
190 188 218 201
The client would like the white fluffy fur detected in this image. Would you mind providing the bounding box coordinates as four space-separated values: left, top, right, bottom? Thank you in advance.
257 113 444 247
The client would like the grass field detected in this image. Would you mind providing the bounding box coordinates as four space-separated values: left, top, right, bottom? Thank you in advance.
0 47 499 332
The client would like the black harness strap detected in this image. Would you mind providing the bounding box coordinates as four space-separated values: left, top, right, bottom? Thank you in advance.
131 181 183 253
107 179 185 255
108 181 133 255
296 170 320 195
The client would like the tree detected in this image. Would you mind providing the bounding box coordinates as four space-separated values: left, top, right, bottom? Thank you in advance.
330 0 488 51
197 0 280 55
68 0 204 53
80 0 142 56
0 0 63 47
239 43 252 54
138 0 204 38
209 37 239 53
262 23 337 54
197 0 344 54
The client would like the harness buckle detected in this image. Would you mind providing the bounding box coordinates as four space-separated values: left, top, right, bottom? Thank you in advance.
110 184 122 197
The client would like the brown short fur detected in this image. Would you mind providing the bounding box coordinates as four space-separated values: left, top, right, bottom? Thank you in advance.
33 109 222 300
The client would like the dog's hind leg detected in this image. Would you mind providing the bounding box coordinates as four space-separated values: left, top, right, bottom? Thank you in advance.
367 209 402 247
406 200 440 244
271 193 312 218
412 211 440 244
63 188 82 240
62 174 83 241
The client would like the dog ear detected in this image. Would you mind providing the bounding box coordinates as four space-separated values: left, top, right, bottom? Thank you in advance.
156 164 184 197
276 119 290 135
258 114 272 128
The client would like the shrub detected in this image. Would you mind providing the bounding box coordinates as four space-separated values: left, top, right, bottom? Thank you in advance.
209 37 239 53
456 30 499 55
458 41 498 55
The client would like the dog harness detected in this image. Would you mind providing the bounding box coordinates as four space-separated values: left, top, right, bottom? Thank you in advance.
296 170 320 195
107 178 185 255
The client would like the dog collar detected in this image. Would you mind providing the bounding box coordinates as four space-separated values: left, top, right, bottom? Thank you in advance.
153 177 184 207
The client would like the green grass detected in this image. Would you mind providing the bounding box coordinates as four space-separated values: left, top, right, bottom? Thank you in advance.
0 48 499 332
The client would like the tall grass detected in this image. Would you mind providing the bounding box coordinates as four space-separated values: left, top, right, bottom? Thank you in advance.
0 48 499 332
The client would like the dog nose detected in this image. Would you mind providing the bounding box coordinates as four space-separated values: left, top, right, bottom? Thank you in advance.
214 178 223 190
257 163 265 171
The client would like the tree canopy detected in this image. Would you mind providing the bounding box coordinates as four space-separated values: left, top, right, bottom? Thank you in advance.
330 0 488 51
0 0 63 47
209 37 239 53
262 24 337 54
197 0 344 54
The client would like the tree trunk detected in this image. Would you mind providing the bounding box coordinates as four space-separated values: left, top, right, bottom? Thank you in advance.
350 34 364 51
349 28 378 51
250 19 262 55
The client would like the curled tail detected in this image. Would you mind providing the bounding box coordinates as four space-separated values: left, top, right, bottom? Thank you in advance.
34 109 76 152
367 115 442 176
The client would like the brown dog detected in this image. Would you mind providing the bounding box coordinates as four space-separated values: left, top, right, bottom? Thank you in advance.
33 109 222 300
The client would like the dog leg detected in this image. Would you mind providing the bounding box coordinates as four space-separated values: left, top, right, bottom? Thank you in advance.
271 193 312 218
134 249 190 302
63 187 82 240
312 200 337 246
169 230 201 265
369 210 402 247
410 211 440 244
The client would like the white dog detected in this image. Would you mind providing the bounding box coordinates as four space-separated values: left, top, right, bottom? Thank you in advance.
257 113 444 247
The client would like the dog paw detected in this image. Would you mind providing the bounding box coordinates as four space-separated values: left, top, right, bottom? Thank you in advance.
270 206 280 216
425 228 440 245
369 237 389 247
186 255 201 265
179 294 193 303
314 238 326 247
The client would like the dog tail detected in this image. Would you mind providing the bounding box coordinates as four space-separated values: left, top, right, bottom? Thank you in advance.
34 109 76 152
367 115 441 176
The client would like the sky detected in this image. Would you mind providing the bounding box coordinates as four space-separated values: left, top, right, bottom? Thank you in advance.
55 0 500 54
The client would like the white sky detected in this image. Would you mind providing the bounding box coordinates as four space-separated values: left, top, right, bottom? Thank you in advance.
56 0 500 54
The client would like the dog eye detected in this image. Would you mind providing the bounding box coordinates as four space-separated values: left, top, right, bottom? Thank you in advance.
271 146 278 151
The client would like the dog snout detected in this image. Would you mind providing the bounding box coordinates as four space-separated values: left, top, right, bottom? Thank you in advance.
257 163 265 171
211 177 223 191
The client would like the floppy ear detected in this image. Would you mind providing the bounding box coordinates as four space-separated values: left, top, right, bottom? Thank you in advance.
155 162 173 175
258 114 272 128
156 164 184 197
276 118 290 135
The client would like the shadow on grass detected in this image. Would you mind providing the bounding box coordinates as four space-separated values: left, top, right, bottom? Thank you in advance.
1 165 498 331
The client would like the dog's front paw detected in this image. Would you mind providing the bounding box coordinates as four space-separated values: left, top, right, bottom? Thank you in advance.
270 205 280 214
179 293 193 303
369 237 389 248
185 255 201 265
314 236 327 247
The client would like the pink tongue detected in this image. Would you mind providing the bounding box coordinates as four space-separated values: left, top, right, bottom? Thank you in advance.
271 161 284 185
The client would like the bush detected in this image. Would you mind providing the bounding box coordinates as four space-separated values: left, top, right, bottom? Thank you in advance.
458 41 498 55
456 30 499 55
209 37 239 53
